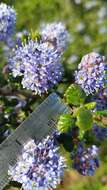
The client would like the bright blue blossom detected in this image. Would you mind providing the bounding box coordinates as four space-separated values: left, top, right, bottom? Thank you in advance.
75 52 107 95
0 3 16 41
72 143 99 176
40 22 70 52
9 39 64 95
8 135 66 190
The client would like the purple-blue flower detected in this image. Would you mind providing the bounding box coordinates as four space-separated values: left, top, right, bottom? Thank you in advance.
9 39 64 95
72 143 99 176
8 135 66 190
0 3 16 42
75 52 107 95
93 124 107 140
40 22 70 52
91 88 107 111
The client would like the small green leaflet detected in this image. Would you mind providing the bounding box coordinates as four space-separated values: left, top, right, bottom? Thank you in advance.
76 107 93 131
64 84 86 106
57 113 75 132
84 102 96 110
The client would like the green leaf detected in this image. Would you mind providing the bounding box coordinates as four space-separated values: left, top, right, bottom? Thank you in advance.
95 110 107 117
76 107 93 131
83 130 96 145
64 84 86 106
57 114 74 133
84 102 96 110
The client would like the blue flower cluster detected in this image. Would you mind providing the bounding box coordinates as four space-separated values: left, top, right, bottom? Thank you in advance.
0 3 16 42
75 52 107 95
93 124 107 140
72 143 99 176
9 39 64 95
54 129 100 176
92 88 107 111
91 88 107 140
8 135 66 190
40 22 70 52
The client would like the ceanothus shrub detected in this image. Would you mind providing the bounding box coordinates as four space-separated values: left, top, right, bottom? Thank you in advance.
1 2 107 190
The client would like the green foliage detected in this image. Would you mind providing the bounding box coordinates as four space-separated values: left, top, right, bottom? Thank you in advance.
83 130 96 145
57 114 74 132
76 107 93 131
13 0 66 30
64 84 86 106
84 102 96 110
95 110 107 117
